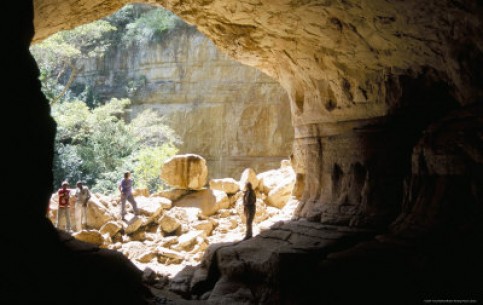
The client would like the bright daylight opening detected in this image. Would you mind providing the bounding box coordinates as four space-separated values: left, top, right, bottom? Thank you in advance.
29 1 295 288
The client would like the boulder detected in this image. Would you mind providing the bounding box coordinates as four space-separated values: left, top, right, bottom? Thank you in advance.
160 154 208 190
136 196 165 221
152 189 191 202
99 221 122 237
86 194 114 230
124 216 144 235
257 164 295 195
209 178 240 195
72 230 104 246
174 189 230 216
239 168 259 190
158 214 181 235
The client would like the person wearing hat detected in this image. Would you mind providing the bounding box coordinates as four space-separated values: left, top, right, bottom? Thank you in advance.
74 181 91 231
56 180 72 232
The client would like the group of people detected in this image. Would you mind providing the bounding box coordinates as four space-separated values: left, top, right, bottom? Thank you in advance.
56 180 92 232
56 171 257 240
56 171 139 232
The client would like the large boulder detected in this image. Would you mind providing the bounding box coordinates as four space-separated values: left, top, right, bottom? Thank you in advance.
136 196 165 221
209 178 240 195
174 189 230 216
257 161 295 195
99 221 122 237
161 154 208 190
152 189 191 202
239 168 260 190
72 230 104 246
158 214 182 235
258 161 296 209
86 194 115 230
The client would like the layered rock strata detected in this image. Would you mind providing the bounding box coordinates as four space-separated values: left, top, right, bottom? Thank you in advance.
73 21 293 179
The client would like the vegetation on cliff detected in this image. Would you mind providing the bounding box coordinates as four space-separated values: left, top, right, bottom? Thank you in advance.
30 4 182 193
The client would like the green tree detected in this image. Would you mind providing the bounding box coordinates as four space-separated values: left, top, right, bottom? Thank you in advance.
132 144 178 192
122 7 179 44
30 20 116 104
51 98 179 194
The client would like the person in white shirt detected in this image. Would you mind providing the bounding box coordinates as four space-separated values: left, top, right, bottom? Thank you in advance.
75 180 91 231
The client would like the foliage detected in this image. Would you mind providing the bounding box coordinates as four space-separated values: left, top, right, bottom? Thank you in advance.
30 20 116 104
33 4 183 194
133 144 178 192
130 108 181 146
31 20 116 64
30 4 181 104
126 76 147 97
122 7 179 44
51 98 179 195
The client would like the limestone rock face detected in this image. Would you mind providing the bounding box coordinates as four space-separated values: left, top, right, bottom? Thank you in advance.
58 18 292 180
161 154 208 190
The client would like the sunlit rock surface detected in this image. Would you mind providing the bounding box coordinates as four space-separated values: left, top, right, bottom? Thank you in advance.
46 162 297 279
161 153 208 190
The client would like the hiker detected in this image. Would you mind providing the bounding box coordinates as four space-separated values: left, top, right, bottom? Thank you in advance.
57 180 72 232
118 171 139 219
243 182 257 240
74 181 91 231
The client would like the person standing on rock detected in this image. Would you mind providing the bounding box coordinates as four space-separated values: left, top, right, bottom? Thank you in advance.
119 171 139 219
74 181 91 231
243 182 257 240
57 180 72 232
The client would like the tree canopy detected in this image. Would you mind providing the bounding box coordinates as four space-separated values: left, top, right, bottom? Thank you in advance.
30 4 183 194
52 98 179 194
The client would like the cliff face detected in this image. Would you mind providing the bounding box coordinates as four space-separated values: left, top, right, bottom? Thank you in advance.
74 23 292 179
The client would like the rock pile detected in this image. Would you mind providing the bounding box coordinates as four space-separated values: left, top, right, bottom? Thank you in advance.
48 154 297 278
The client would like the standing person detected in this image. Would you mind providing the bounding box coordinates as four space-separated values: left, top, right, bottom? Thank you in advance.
74 181 91 231
119 171 139 219
57 180 71 232
243 182 257 240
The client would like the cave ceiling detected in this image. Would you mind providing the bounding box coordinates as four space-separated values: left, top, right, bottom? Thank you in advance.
33 0 482 125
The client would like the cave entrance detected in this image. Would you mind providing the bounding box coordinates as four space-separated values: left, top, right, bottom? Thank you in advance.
30 2 295 280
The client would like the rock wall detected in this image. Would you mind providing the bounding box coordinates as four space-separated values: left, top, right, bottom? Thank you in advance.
74 21 293 179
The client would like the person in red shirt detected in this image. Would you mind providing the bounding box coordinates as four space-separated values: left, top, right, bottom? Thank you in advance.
57 180 72 232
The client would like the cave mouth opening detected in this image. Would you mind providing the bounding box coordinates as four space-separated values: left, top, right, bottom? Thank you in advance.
28 2 296 289
6 1 483 304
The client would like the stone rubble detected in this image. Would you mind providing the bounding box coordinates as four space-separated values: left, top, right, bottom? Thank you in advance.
48 156 296 281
